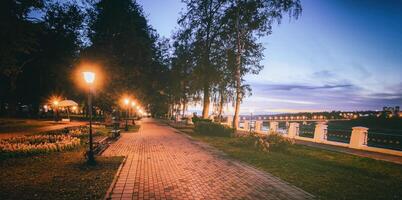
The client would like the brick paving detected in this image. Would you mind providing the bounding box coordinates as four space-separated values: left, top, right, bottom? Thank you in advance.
102 118 314 200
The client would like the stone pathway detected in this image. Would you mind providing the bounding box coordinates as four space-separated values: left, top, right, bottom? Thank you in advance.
102 118 313 200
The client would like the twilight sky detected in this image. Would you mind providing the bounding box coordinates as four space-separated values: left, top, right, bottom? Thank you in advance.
137 0 402 114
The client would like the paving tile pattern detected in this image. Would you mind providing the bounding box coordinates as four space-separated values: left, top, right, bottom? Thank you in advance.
102 119 313 200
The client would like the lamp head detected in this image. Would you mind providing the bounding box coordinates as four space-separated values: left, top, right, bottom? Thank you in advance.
124 98 130 105
83 71 95 84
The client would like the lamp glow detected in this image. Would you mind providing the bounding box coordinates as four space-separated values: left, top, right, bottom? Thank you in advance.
124 98 130 105
83 71 95 84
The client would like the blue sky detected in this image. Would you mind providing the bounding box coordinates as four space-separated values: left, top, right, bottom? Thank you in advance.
138 0 402 114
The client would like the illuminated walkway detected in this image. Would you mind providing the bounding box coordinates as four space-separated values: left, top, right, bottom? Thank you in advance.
102 118 313 200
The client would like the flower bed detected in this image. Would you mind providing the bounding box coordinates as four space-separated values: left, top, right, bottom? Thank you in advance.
68 126 90 138
0 135 81 157
39 126 98 138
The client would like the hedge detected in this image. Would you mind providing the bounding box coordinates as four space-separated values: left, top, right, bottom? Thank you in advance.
194 121 234 137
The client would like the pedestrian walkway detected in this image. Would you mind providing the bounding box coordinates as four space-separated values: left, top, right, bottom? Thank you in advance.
102 118 313 200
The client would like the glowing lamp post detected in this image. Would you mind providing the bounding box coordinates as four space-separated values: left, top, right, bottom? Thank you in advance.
124 98 130 131
53 100 59 122
83 71 96 164
131 101 136 118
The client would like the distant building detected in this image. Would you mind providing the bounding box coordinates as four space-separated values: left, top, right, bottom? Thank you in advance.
382 106 401 117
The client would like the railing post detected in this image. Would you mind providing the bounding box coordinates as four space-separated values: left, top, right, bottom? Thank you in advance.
243 120 249 131
349 127 368 149
186 116 193 125
269 121 278 133
288 123 300 138
226 115 233 127
314 123 328 143
255 120 262 133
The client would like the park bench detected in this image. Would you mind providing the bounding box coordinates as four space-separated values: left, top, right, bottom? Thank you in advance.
93 136 109 155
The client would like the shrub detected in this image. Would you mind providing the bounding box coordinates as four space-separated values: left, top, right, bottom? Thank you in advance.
194 121 234 137
231 132 294 152
264 133 294 152
192 116 212 124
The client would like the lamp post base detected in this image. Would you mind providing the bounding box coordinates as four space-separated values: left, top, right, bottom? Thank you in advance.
87 151 96 165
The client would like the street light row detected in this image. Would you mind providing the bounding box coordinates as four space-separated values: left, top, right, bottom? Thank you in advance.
122 97 145 115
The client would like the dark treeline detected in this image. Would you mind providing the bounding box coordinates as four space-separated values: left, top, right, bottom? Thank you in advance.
0 0 301 129
0 0 170 118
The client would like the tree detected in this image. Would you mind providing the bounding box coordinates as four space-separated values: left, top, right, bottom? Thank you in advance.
0 0 44 115
85 0 168 114
222 0 302 129
178 0 227 119
167 30 197 118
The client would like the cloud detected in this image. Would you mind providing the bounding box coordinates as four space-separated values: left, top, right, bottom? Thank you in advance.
255 83 353 91
311 70 337 78
266 108 325 113
252 96 317 105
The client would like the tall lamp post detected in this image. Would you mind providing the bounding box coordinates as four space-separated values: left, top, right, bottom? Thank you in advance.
53 100 59 122
83 71 96 164
131 101 136 117
124 98 130 131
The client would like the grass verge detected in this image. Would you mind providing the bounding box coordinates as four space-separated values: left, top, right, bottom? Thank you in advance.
0 118 54 133
121 125 141 133
0 148 123 200
181 128 402 200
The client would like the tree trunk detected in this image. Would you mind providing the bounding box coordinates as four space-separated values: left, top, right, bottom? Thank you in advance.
233 2 242 130
233 64 241 129
182 99 186 116
202 84 210 119
217 90 224 122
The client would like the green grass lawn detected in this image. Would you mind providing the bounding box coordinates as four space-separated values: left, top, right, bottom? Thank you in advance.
121 124 141 133
180 128 402 200
0 118 55 133
0 148 123 200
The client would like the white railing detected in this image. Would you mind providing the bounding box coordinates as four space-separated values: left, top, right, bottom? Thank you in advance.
220 118 402 157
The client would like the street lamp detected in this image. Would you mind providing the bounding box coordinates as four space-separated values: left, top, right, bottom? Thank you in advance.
83 71 96 165
124 98 130 131
52 100 59 122
131 101 136 119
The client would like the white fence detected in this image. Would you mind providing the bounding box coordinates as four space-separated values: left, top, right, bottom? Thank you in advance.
222 119 402 157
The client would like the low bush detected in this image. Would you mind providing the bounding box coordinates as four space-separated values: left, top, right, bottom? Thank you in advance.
264 133 294 152
230 132 294 152
192 116 212 124
194 121 234 137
